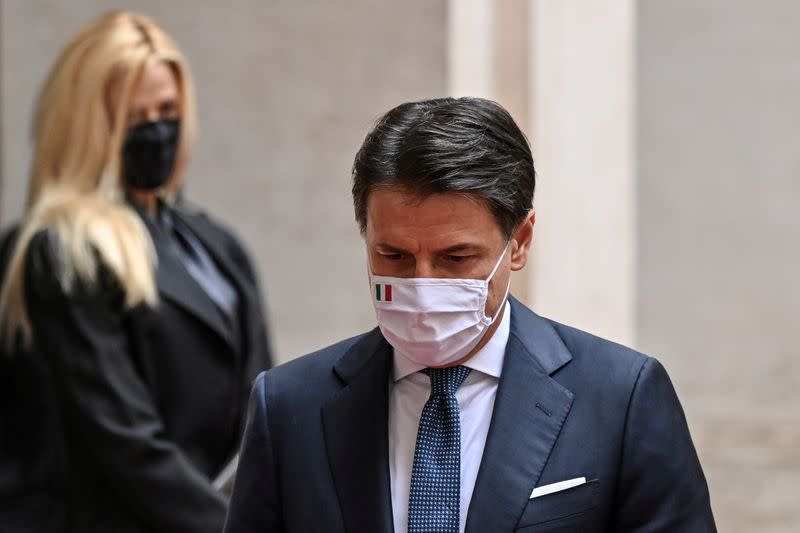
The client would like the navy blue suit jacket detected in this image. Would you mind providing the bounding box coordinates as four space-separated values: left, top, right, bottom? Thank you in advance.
225 298 715 532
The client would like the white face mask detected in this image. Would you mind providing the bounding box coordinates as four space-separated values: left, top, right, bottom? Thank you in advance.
369 242 511 367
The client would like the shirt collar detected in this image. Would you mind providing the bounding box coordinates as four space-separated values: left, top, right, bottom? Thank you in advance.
392 300 511 382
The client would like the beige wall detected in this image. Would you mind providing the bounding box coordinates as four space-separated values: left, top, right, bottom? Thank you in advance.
0 0 447 363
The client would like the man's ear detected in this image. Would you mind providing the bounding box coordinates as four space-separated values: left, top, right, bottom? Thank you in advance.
510 210 535 271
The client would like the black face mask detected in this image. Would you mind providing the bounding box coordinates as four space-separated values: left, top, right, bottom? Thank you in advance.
122 119 180 190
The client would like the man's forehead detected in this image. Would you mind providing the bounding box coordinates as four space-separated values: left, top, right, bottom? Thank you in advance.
365 186 503 244
366 186 489 216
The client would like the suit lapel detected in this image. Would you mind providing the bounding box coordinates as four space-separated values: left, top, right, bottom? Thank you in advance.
464 299 575 533
322 330 395 533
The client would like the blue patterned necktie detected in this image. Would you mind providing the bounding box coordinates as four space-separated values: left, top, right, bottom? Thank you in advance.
407 365 472 533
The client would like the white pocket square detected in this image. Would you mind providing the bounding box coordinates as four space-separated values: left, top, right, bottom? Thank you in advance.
530 477 587 499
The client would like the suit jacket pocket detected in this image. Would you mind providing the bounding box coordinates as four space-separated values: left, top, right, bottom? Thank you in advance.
516 479 600 529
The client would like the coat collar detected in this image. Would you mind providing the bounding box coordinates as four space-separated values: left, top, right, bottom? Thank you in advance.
134 200 248 351
507 297 572 375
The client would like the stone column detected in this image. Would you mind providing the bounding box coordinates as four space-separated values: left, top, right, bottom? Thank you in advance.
527 0 637 346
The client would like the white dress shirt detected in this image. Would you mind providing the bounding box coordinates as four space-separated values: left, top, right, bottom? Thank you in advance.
388 302 511 533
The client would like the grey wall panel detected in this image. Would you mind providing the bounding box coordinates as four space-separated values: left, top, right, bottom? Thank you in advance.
638 1 800 530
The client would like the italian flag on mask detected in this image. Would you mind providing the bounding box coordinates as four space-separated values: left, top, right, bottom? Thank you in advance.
375 283 393 302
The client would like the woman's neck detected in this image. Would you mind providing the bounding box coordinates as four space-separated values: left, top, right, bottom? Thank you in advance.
126 189 158 215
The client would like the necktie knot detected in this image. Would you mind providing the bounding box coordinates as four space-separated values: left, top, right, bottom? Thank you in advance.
423 365 471 396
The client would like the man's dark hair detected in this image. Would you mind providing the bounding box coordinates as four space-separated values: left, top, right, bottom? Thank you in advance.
352 97 535 239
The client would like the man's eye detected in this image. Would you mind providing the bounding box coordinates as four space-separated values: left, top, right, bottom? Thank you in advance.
447 255 471 263
380 253 404 261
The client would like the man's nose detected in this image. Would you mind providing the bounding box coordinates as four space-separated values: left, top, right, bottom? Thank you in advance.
413 261 435 278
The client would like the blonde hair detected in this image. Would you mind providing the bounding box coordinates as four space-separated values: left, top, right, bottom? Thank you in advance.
0 11 197 347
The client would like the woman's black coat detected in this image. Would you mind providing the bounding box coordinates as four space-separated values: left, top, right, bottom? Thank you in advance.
1 205 273 533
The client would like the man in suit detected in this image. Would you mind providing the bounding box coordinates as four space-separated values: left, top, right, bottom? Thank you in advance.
224 97 716 532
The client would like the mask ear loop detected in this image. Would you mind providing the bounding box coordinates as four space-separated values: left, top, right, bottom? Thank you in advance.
482 241 513 325
485 240 512 282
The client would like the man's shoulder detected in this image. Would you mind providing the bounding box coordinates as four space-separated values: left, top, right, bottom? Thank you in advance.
257 329 378 397
547 318 648 367
512 299 648 368
276 331 372 373
510 300 653 392
540 317 657 397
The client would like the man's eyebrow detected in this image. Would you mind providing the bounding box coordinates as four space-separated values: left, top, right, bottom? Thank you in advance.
374 243 409 253
374 242 485 254
440 243 481 254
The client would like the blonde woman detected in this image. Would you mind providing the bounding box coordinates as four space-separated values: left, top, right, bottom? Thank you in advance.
0 11 273 532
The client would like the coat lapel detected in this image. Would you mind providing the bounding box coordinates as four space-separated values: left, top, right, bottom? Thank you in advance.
464 298 575 533
172 209 263 353
173 209 254 309
322 329 395 533
144 213 234 349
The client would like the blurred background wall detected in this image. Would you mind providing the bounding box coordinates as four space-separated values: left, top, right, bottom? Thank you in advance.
0 0 447 361
0 1 797 531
